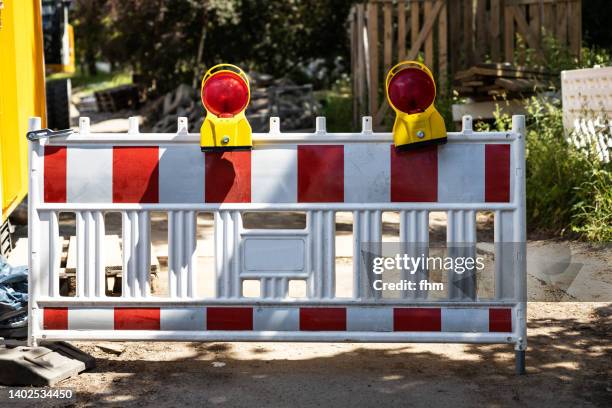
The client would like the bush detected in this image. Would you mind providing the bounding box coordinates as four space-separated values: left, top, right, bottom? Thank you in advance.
480 94 611 241
72 0 359 93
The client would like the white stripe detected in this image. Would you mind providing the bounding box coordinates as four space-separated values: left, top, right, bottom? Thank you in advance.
347 307 393 331
251 146 297 203
253 307 299 331
68 308 113 330
160 308 206 330
67 147 113 202
438 143 485 202
441 308 488 332
159 146 205 203
344 143 390 203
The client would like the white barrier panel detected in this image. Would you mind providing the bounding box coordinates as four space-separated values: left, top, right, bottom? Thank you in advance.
28 115 527 373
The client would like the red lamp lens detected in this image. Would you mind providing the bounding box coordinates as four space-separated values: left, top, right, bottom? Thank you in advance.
388 68 435 114
202 71 249 116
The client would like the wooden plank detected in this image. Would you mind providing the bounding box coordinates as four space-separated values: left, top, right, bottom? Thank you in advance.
568 0 582 58
356 4 366 120
504 5 515 62
448 0 462 73
555 1 567 45
65 235 159 275
368 2 379 117
463 0 474 66
397 1 406 60
529 3 541 46
542 2 553 38
475 0 488 62
438 1 448 94
424 0 434 68
376 0 444 126
506 0 557 4
512 5 540 52
350 7 358 126
491 0 501 61
383 1 393 70
406 0 444 61
451 99 527 122
454 64 552 81
410 0 420 53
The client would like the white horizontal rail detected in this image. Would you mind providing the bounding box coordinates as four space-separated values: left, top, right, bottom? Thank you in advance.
38 330 517 343
35 299 518 307
45 132 517 145
36 202 517 211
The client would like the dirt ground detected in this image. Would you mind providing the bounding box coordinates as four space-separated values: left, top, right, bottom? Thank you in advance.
25 302 607 407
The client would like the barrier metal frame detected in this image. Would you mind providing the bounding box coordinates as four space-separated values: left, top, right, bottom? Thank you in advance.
27 114 527 373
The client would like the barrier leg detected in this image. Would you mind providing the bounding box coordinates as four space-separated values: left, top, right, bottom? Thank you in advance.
515 350 526 375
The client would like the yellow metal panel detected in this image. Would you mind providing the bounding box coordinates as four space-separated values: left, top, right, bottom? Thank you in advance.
0 0 46 223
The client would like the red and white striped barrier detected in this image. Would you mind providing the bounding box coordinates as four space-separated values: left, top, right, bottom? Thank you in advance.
43 306 513 333
28 115 527 372
42 143 511 204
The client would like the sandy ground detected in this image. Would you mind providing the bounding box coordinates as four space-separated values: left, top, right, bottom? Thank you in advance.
22 303 607 407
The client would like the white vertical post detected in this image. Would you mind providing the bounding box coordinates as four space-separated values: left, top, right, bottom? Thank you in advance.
362 116 373 133
79 117 90 135
128 116 139 134
307 210 336 299
169 210 197 298
269 117 280 133
352 210 381 299
512 115 527 356
315 117 326 133
215 210 241 298
399 210 429 299
177 117 188 133
122 211 150 298
462 115 473 133
27 117 42 346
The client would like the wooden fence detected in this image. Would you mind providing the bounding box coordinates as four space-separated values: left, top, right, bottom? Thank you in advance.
350 0 582 127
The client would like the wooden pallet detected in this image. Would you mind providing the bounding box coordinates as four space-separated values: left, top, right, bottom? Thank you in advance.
62 235 159 295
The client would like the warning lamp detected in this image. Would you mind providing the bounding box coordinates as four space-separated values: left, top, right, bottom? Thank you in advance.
385 61 447 150
200 64 252 151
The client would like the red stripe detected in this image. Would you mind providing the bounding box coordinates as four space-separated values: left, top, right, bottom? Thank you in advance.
114 308 160 330
297 145 344 202
393 308 441 331
485 144 510 202
299 307 346 331
43 308 68 330
205 151 251 203
207 307 253 330
43 146 67 202
390 145 438 202
113 147 159 203
489 308 512 332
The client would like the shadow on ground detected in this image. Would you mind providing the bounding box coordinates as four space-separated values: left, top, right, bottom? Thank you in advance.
52 304 610 408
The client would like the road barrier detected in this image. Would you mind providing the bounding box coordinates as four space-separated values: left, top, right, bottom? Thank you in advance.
27 114 527 373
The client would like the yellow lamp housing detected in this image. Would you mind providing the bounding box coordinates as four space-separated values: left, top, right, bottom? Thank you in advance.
200 64 252 152
385 61 447 151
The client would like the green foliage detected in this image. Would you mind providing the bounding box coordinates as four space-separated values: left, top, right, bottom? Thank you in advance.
478 94 611 241
318 76 354 132
474 42 612 241
572 168 612 241
72 0 359 93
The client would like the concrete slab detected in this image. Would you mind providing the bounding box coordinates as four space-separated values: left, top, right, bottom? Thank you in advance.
0 342 93 386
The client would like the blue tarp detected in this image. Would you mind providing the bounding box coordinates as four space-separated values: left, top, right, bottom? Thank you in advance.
0 257 28 338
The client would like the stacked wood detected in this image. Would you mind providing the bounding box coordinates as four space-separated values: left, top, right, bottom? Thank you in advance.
94 84 142 112
145 73 320 133
453 63 552 101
